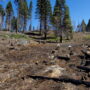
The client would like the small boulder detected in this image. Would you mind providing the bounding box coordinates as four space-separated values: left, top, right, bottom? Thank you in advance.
17 39 28 46
43 65 66 78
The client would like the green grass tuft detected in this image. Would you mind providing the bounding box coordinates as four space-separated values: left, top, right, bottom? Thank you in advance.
0 33 30 40
84 35 90 40
9 34 30 40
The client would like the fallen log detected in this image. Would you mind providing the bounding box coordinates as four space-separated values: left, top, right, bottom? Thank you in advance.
21 75 90 87
77 66 90 72
82 50 90 59
57 56 70 61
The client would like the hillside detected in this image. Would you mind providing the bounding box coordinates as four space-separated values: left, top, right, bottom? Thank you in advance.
0 31 90 90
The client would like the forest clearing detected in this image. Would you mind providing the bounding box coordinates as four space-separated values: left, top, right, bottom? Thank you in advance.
0 31 89 90
0 0 90 90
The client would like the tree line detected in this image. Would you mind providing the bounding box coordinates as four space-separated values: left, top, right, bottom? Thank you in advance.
0 0 73 43
77 19 90 32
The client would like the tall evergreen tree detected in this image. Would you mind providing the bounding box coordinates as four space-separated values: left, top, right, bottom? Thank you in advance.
11 16 17 33
53 0 66 43
36 0 52 39
14 0 23 32
0 5 5 31
81 20 86 32
36 0 44 35
52 0 62 38
15 0 28 32
6 1 13 31
63 5 73 39
29 0 33 31
22 0 28 32
43 0 52 39
86 19 90 32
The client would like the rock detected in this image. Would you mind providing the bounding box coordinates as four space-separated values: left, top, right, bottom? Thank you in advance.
63 83 77 90
49 55 55 60
43 65 66 78
0 69 20 83
57 43 60 47
87 51 90 55
55 43 60 50
68 45 72 50
82 49 90 56
17 39 28 46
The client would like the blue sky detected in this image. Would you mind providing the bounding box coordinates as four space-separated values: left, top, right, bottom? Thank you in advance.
0 0 90 30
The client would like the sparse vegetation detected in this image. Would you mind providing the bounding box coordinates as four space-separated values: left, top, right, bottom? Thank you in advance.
0 0 90 90
84 34 90 40
9 34 30 39
0 33 30 40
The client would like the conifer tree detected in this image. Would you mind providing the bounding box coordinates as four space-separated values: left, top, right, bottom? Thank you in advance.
36 0 52 39
22 0 28 32
53 0 66 43
15 0 28 32
11 16 17 33
81 20 86 32
6 1 13 31
52 0 62 37
63 5 73 39
86 19 90 32
0 5 5 31
43 0 52 39
29 0 33 31
36 0 44 35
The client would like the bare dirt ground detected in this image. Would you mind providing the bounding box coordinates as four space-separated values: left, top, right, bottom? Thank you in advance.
0 31 90 90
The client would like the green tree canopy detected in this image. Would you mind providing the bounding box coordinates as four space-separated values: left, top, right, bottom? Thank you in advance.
11 16 17 33
52 0 66 42
6 1 13 16
36 0 52 39
0 5 5 30
86 19 90 32
81 20 86 32
6 1 13 31
0 5 5 16
29 0 33 31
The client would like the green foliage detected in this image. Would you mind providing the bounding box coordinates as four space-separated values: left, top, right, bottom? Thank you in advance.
14 0 29 32
63 5 73 39
18 0 28 19
84 34 90 40
52 0 66 29
36 0 44 19
52 0 73 41
0 5 5 16
29 0 33 31
46 37 58 42
36 0 52 39
63 5 73 32
36 0 44 34
81 20 86 32
10 34 30 39
11 16 17 32
0 5 5 30
29 0 33 19
6 1 14 31
6 1 13 16
86 19 90 32
52 0 66 42
36 0 52 20
0 33 30 40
